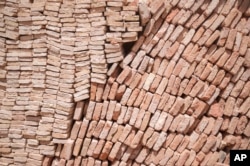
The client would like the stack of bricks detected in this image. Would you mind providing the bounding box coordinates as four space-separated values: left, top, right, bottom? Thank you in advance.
0 0 250 166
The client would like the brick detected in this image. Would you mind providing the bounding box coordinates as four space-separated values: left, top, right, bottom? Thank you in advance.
73 101 84 120
205 30 220 47
140 92 153 110
148 94 161 113
111 125 124 143
140 111 151 131
225 29 237 50
134 109 145 129
155 111 168 131
192 133 207 152
99 141 113 160
142 127 154 146
239 97 250 115
163 60 176 79
145 131 159 149
155 77 168 95
149 110 161 129
169 97 184 116
231 80 245 98
70 121 82 140
159 148 174 165
190 98 208 118
221 0 236 15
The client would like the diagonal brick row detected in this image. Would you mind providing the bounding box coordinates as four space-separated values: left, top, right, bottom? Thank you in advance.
0 0 250 166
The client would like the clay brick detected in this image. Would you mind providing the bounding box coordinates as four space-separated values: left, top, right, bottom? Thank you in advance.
70 121 82 140
148 94 161 113
159 148 174 165
140 111 151 131
145 131 159 149
149 110 161 128
99 141 113 160
73 101 84 120
239 97 250 115
163 60 176 79
230 80 245 98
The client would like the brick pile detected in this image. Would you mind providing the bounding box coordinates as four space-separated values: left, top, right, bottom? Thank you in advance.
0 0 250 166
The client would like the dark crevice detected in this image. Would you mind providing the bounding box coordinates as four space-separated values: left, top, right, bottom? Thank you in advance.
122 41 136 56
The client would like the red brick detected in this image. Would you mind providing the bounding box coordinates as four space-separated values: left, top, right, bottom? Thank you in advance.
142 127 154 146
73 101 84 120
99 141 113 160
120 87 132 106
127 88 140 107
217 27 229 46
78 118 89 139
140 111 151 131
191 98 208 118
148 94 161 113
116 66 131 84
110 124 123 142
138 56 150 74
163 60 175 79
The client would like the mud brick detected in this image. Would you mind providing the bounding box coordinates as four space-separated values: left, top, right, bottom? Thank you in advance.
222 51 239 72
155 78 168 95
